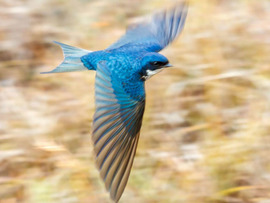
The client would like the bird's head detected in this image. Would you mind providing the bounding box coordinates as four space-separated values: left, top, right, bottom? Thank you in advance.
140 52 171 81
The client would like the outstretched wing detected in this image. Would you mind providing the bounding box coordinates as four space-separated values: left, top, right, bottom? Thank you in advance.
93 61 145 202
107 2 188 52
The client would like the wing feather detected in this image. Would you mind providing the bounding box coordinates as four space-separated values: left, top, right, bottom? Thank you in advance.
93 61 145 202
107 2 188 52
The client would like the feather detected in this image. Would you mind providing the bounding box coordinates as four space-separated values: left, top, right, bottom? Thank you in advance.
93 61 145 202
107 2 188 52
41 41 91 74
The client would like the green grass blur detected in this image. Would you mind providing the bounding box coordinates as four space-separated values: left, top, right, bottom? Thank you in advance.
0 0 270 202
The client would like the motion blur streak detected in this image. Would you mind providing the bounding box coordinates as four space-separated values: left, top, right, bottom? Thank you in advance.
0 0 270 202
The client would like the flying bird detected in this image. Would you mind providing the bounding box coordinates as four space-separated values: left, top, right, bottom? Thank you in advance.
42 2 188 202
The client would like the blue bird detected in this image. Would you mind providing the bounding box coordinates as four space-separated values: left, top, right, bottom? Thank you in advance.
42 2 188 202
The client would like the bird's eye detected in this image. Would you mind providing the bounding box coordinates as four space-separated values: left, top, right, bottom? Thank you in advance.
152 61 163 66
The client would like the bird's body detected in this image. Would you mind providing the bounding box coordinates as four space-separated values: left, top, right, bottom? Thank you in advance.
82 47 147 101
82 44 148 75
43 3 188 202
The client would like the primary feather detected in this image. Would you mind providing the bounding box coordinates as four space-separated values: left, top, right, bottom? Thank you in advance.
93 61 145 201
107 2 188 52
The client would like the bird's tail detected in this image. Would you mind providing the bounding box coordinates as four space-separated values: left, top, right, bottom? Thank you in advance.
41 41 91 74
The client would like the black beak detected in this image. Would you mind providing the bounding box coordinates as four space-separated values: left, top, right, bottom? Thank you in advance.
165 63 172 67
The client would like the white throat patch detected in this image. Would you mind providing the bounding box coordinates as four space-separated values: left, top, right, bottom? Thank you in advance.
142 68 164 80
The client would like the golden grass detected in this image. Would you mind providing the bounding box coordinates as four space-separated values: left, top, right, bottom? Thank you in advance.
0 0 270 202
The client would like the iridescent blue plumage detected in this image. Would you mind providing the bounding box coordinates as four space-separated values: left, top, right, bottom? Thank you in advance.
43 2 188 202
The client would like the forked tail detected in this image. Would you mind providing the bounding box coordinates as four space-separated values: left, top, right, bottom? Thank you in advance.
41 41 91 74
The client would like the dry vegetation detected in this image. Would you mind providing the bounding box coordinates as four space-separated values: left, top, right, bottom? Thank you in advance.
0 0 270 202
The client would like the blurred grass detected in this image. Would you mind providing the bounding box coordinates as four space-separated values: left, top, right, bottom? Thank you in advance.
1 0 270 202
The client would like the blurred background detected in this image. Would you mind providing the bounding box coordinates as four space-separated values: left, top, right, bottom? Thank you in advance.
1 0 270 202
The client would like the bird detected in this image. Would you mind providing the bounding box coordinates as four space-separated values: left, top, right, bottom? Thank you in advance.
42 2 188 202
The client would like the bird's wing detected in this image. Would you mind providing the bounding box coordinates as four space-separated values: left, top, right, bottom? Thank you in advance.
93 61 145 202
106 2 188 52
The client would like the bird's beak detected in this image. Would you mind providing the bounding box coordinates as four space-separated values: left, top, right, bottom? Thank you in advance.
165 63 172 68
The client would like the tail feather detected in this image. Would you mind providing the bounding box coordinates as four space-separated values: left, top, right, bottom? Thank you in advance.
41 41 91 74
